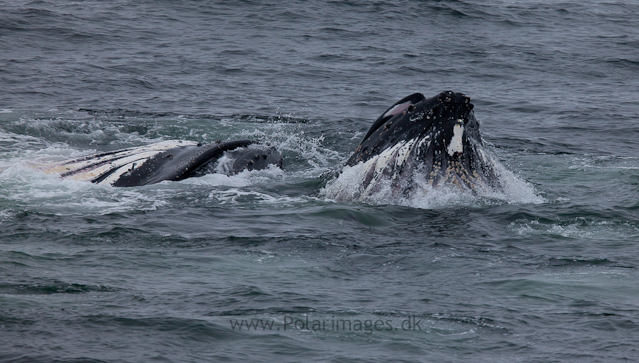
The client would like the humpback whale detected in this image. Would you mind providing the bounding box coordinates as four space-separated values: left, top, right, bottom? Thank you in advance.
324 91 502 202
37 139 282 187
35 91 503 198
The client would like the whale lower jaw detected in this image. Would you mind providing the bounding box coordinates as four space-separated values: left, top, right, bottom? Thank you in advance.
33 140 282 187
323 137 501 203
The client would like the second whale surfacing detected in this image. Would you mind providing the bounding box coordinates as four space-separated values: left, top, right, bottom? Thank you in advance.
36 140 282 187
323 90 503 203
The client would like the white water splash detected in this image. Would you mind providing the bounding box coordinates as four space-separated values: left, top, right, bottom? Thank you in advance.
0 163 166 215
321 145 543 209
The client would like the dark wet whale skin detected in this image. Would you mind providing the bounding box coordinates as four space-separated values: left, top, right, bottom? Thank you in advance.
110 141 282 187
346 91 501 192
45 140 283 187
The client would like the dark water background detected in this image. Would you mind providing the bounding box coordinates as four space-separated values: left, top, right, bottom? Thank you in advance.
1 1 639 362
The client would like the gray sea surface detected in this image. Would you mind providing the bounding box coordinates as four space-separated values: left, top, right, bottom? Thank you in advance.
1 1 638 362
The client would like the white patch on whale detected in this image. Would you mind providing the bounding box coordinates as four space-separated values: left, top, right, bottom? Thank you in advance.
30 140 197 183
323 140 418 202
383 101 412 118
447 121 464 156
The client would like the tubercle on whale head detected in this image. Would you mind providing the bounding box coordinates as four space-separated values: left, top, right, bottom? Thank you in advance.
347 90 479 167
435 90 474 124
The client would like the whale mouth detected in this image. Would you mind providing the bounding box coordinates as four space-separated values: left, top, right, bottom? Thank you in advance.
325 91 501 202
34 140 283 187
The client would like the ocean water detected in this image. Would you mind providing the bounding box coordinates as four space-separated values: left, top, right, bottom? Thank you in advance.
1 0 638 362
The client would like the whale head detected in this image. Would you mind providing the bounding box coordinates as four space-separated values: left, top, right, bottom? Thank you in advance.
331 91 501 201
